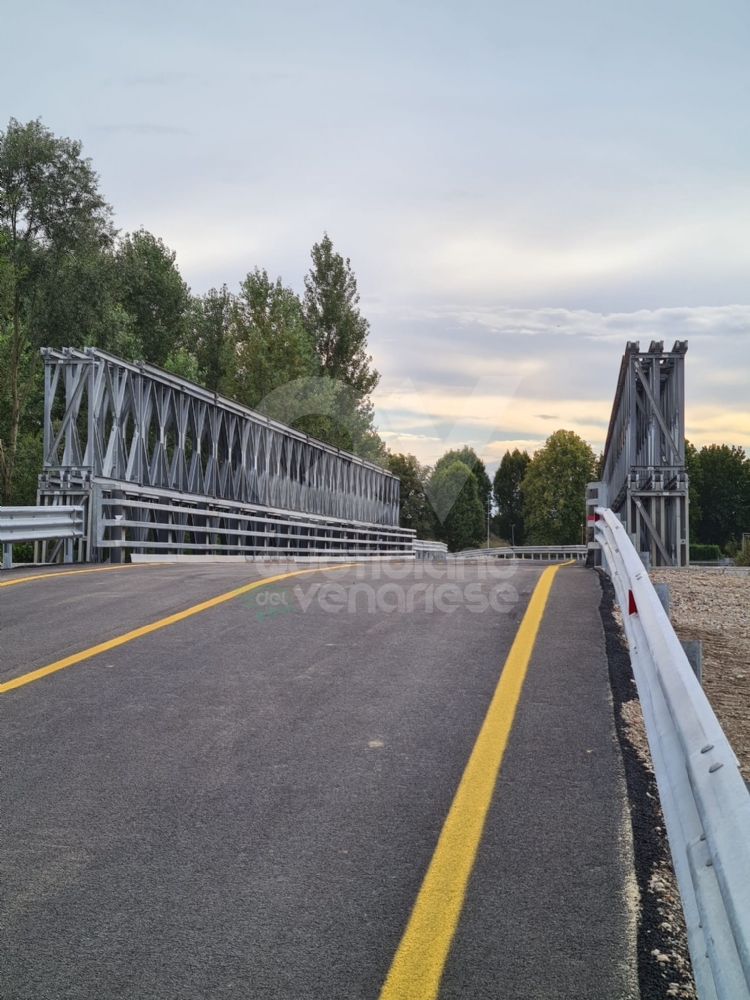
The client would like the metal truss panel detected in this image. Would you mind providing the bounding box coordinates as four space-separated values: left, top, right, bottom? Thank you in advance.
41 347 400 529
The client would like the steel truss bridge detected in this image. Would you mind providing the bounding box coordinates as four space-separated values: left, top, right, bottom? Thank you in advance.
37 347 414 561
597 340 689 567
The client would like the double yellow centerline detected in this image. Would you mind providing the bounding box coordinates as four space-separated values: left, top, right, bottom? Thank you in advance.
378 561 567 1000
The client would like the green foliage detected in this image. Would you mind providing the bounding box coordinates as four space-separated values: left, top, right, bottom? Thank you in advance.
428 460 485 551
163 347 201 383
688 444 750 549
227 265 386 462
493 448 530 543
685 439 703 542
689 543 721 562
386 452 436 538
184 285 234 393
303 233 379 395
735 536 750 567
0 117 114 502
4 430 42 505
231 268 319 409
522 430 596 544
11 542 34 563
114 229 190 367
433 447 491 512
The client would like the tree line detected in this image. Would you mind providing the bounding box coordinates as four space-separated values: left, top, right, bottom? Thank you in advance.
396 430 597 551
685 442 750 557
486 436 750 556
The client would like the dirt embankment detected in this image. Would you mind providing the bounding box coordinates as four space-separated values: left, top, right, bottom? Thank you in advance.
650 568 750 779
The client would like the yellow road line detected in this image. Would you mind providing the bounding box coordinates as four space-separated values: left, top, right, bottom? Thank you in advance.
0 564 354 694
378 561 567 1000
0 563 159 588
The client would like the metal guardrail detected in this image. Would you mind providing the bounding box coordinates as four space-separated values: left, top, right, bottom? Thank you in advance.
91 482 415 561
458 545 588 560
0 506 85 570
413 540 448 558
595 507 750 1000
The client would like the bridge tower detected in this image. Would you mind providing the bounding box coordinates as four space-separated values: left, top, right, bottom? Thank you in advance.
601 340 689 567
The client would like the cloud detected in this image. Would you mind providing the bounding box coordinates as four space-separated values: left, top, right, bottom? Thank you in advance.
369 304 750 465
121 72 194 87
93 123 191 136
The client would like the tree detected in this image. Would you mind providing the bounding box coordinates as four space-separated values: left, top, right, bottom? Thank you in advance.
685 439 703 544
114 229 190 367
230 267 319 410
522 430 596 544
691 444 750 548
0 117 115 503
493 448 530 543
386 452 436 538
302 233 379 395
428 460 485 552
183 285 235 393
432 446 491 513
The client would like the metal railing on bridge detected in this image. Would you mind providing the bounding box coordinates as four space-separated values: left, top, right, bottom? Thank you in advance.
0 505 85 570
413 539 448 559
457 545 588 561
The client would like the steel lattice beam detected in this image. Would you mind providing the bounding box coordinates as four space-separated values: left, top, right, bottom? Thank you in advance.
41 347 400 524
38 347 412 562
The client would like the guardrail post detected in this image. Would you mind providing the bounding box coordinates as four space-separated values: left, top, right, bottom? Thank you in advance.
680 640 702 685
63 537 73 564
2 541 11 570
653 582 670 618
652 583 702 683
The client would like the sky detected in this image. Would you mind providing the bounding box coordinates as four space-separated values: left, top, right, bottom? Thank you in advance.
5 0 750 471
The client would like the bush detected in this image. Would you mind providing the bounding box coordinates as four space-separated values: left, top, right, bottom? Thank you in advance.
689 543 721 562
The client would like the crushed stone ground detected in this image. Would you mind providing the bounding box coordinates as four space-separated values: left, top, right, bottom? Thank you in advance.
650 567 750 780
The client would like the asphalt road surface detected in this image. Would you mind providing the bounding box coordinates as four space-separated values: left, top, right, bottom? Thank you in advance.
1 559 638 999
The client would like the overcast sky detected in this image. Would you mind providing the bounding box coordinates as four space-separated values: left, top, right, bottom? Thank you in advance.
6 0 750 469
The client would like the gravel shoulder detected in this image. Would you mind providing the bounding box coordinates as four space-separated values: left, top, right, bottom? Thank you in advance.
650 567 750 780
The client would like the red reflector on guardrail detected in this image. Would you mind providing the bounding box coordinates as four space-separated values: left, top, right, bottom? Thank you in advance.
628 590 638 615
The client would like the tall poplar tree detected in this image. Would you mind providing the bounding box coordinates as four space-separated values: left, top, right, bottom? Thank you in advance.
302 233 379 395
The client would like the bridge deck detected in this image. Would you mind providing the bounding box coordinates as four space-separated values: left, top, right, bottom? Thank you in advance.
1 560 637 999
